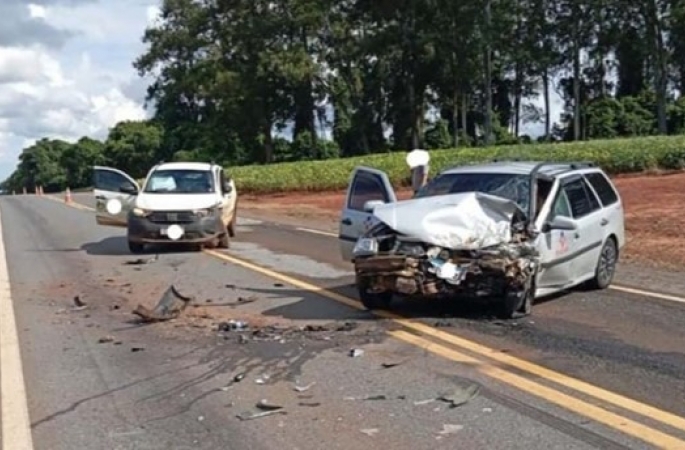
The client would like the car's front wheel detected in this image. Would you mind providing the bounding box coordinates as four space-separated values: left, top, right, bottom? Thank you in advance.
128 240 145 254
356 276 393 310
588 237 618 289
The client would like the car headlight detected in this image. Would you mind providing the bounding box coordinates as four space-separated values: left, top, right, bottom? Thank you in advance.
194 207 217 217
132 207 150 217
353 237 378 256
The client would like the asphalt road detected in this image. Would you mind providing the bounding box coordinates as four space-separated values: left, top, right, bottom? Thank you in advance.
1 192 685 449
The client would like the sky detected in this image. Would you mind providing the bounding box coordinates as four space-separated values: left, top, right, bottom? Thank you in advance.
0 0 565 181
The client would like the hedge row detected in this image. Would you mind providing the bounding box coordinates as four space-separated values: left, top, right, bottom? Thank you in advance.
228 136 685 193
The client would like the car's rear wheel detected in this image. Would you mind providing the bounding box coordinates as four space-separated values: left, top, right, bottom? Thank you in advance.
588 237 617 289
128 240 145 254
356 276 393 310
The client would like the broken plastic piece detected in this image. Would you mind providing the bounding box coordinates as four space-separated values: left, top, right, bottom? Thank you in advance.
438 382 480 408
132 285 193 322
349 348 364 357
236 410 286 421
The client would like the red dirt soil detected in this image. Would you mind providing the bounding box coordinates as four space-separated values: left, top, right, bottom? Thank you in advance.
242 173 685 270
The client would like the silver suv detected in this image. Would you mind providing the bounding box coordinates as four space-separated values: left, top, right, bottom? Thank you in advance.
338 160 626 319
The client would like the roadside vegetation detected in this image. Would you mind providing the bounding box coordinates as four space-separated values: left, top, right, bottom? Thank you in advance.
4 0 685 194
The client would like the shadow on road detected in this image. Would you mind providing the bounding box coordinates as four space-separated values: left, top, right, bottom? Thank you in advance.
232 282 573 323
81 236 206 256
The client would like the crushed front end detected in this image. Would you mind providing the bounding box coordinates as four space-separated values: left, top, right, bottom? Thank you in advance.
352 221 539 300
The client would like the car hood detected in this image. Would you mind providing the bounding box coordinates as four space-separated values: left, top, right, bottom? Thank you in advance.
371 192 525 250
135 193 220 211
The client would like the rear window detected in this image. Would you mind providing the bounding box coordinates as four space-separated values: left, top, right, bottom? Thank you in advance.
415 172 531 210
584 171 619 206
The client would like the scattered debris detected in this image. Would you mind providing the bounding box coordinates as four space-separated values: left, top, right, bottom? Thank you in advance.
197 416 204 422
414 398 436 406
439 424 464 435
236 410 286 421
98 336 115 344
132 285 194 322
381 361 405 369
131 347 145 352
110 305 120 310
298 402 321 407
349 348 364 358
294 382 316 392
73 295 86 308
233 373 245 383
218 320 249 332
273 283 284 287
125 255 159 265
360 428 379 437
237 296 258 304
344 394 387 401
438 382 480 408
225 284 236 289
255 375 270 385
256 400 283 411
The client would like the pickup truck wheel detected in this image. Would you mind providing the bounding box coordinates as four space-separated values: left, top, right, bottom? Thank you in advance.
587 237 617 290
357 276 392 310
217 232 230 249
128 240 145 254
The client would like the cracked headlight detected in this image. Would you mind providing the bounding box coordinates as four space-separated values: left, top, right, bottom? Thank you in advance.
132 207 150 217
353 237 378 256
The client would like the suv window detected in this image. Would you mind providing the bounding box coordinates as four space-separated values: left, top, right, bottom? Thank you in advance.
348 172 390 211
584 171 619 206
562 177 601 218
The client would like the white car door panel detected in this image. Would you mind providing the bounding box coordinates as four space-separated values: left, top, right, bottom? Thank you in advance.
339 167 397 262
92 166 140 227
560 175 605 282
583 171 625 250
536 186 579 291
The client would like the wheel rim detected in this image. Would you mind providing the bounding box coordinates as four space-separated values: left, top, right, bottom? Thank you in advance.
597 240 617 285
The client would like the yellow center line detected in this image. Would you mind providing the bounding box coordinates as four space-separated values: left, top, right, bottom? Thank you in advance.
202 248 685 443
392 329 685 449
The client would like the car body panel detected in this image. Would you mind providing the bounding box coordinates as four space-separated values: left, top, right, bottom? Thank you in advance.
339 166 397 261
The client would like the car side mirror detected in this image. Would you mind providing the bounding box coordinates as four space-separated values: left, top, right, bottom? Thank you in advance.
363 199 385 212
222 182 233 193
543 215 577 232
119 183 138 195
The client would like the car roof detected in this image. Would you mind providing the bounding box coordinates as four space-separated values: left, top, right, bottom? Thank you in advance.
439 160 598 179
153 162 216 171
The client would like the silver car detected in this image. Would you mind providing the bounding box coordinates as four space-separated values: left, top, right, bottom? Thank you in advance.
338 161 626 319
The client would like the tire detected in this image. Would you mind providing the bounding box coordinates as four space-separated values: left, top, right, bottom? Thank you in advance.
356 276 393 310
227 208 237 238
587 237 618 290
217 232 230 249
500 282 534 320
128 240 145 254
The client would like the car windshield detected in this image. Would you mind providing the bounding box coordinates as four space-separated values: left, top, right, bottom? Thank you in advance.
414 172 532 211
143 169 214 194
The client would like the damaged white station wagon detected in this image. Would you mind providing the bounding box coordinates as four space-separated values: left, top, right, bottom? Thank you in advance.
338 160 625 319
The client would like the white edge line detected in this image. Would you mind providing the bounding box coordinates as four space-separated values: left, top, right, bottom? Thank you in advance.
0 206 35 450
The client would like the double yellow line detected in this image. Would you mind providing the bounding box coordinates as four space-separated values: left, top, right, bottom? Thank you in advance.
48 195 685 448
204 248 685 449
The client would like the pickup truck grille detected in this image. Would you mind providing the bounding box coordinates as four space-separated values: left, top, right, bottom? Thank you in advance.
147 211 196 223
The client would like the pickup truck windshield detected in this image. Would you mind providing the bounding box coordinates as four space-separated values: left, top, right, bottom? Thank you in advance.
414 172 531 211
143 169 215 194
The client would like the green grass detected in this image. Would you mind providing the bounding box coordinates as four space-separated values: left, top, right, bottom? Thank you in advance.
229 136 685 194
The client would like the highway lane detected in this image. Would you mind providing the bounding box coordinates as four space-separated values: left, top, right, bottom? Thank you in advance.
2 196 666 449
21 191 685 448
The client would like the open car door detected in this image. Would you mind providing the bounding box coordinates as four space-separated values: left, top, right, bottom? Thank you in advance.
339 166 397 262
92 166 140 227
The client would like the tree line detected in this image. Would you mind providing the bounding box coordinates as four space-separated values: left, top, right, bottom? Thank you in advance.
4 0 685 192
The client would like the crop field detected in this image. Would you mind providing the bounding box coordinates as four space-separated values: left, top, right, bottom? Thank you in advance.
230 135 685 194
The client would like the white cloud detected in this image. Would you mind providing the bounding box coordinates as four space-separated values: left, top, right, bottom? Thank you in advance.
0 0 159 180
